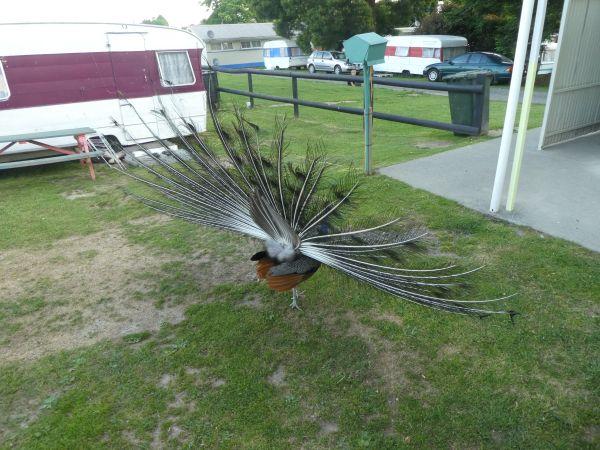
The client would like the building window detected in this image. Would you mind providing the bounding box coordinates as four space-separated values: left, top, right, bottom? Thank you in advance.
221 42 234 50
0 62 10 101
156 51 196 87
242 41 262 49
210 43 222 51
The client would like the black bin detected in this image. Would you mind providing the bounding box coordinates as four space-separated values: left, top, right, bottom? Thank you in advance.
202 70 220 109
445 70 491 136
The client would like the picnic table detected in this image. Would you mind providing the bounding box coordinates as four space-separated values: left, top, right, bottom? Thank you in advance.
0 127 102 180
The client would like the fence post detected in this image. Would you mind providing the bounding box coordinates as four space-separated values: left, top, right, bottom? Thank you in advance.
363 65 374 175
247 73 254 109
292 76 299 118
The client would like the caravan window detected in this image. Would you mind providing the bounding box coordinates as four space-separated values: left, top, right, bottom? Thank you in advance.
422 47 436 58
156 51 196 87
290 47 304 56
408 47 422 57
443 46 466 60
0 62 9 101
394 46 409 57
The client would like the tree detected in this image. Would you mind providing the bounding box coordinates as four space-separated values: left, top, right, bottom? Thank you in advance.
416 0 564 58
201 0 258 24
142 15 169 26
302 0 375 50
371 0 436 36
252 0 433 52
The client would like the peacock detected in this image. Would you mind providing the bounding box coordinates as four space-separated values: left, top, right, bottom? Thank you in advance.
99 99 515 317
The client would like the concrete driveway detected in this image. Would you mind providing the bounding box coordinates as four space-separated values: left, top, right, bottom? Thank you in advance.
379 129 600 252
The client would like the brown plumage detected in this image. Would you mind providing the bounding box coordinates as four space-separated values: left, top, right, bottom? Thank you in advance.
256 257 275 280
267 273 309 292
251 251 320 294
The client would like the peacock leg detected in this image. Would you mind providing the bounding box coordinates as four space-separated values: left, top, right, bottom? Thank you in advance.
290 288 302 310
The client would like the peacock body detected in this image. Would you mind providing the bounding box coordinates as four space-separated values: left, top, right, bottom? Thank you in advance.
101 101 514 317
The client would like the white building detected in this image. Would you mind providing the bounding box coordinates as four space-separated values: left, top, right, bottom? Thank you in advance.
190 22 280 68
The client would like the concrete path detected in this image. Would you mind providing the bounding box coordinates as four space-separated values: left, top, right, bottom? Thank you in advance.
379 129 600 252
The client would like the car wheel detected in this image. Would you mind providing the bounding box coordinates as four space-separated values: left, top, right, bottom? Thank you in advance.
427 68 440 82
308 64 315 74
334 65 342 75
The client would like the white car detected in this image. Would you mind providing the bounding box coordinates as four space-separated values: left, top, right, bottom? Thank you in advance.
307 51 361 75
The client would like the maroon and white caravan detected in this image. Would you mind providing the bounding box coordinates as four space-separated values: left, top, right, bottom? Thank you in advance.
0 22 208 157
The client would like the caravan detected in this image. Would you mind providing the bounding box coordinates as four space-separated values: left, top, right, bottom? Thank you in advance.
0 22 208 157
262 40 307 70
374 35 468 76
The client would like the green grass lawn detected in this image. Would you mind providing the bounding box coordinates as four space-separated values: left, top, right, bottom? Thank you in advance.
0 78 597 449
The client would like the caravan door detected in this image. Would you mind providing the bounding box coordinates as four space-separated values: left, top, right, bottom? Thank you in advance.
107 32 158 141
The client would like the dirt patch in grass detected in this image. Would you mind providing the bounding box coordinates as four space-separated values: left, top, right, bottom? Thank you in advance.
268 365 286 387
127 214 174 226
343 311 435 401
61 190 97 200
0 228 255 363
415 140 453 149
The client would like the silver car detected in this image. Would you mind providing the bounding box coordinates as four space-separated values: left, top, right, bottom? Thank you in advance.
307 51 361 75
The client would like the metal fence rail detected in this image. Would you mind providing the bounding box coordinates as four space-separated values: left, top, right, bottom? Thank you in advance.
208 67 487 136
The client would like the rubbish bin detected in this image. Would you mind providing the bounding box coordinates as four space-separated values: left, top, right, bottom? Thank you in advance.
202 70 220 109
445 70 491 136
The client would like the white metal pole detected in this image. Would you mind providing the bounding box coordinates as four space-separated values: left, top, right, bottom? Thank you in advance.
506 0 548 211
489 0 536 213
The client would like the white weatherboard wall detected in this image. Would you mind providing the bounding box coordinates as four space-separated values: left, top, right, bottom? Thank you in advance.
540 0 600 148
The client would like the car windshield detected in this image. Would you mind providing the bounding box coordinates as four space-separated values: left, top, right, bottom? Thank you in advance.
332 52 346 60
488 53 513 63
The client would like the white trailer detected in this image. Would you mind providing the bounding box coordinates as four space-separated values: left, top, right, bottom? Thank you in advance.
374 35 468 76
262 39 307 70
0 22 208 157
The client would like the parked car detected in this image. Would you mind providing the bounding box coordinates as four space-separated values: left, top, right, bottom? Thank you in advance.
423 52 514 83
307 51 361 74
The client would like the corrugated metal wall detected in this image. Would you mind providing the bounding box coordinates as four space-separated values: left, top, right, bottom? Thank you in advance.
540 0 600 148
